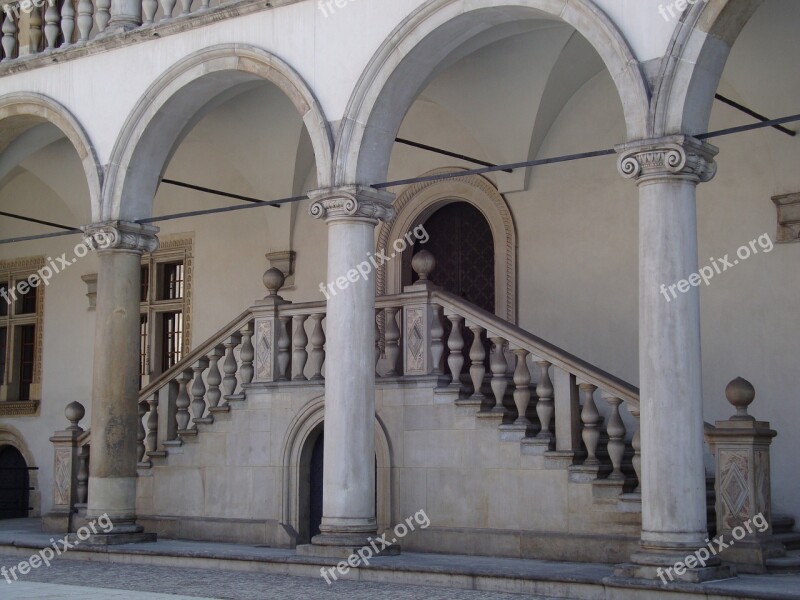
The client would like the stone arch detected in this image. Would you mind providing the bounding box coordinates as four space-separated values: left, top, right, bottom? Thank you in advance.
335 0 650 186
0 426 40 517
377 168 516 323
651 0 764 136
0 92 103 222
103 44 335 221
279 396 393 545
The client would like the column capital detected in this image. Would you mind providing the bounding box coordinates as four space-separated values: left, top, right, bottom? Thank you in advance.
308 186 395 224
615 135 718 184
82 220 160 254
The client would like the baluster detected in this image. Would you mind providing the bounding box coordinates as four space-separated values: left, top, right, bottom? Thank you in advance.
76 445 89 505
160 0 176 20
308 313 325 381
605 395 627 480
44 0 60 49
175 370 192 432
535 360 554 441
277 315 291 381
95 0 110 32
292 314 309 381
60 0 75 46
179 0 193 16
190 358 209 426
512 349 532 427
221 333 241 398
381 307 399 376
137 400 147 464
631 408 641 493
143 0 158 25
1 13 18 61
77 0 93 41
239 323 254 386
197 0 210 11
145 392 159 456
430 304 444 375
580 383 601 466
446 314 464 388
30 7 43 53
206 347 223 410
467 324 486 404
487 336 508 414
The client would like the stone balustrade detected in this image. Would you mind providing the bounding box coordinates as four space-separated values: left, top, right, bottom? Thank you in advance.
0 0 237 62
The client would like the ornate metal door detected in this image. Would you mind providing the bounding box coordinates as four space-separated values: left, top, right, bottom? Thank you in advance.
410 202 495 314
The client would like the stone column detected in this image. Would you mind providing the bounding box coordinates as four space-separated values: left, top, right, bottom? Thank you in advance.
303 187 394 555
81 221 158 544
614 136 731 581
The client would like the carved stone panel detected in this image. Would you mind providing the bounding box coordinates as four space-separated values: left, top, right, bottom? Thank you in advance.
254 318 273 382
404 307 426 375
719 449 751 531
53 447 72 508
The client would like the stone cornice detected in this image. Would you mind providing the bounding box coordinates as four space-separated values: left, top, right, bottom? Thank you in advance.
616 135 718 184
82 221 160 253
309 186 395 224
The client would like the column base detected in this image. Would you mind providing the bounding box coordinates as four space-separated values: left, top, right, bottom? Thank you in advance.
80 522 156 545
297 532 401 558
614 550 736 583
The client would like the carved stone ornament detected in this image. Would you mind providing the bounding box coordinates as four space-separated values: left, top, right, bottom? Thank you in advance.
616 135 718 184
308 186 395 223
81 221 160 253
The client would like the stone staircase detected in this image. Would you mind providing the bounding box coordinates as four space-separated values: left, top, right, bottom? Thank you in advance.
767 516 800 572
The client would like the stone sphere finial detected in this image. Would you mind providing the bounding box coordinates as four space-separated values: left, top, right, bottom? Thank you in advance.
65 401 85 431
725 377 756 421
263 267 286 297
411 250 436 282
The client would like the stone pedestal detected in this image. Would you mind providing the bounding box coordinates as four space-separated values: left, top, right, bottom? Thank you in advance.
705 378 784 573
81 221 159 544
43 402 86 533
613 136 732 582
305 187 395 552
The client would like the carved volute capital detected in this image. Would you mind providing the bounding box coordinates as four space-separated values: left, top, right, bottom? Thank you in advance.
82 221 160 254
308 186 395 224
616 135 718 184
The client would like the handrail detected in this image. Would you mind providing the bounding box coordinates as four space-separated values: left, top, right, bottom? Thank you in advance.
138 308 252 400
431 290 641 409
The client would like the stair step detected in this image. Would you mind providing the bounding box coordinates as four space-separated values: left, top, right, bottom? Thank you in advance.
773 515 797 535
775 532 800 551
767 550 800 573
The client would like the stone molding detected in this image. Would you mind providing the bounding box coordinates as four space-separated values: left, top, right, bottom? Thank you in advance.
772 193 800 243
616 135 718 184
82 221 160 254
308 187 395 224
376 168 517 323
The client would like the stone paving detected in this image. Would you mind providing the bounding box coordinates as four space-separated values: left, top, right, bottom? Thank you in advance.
0 553 547 599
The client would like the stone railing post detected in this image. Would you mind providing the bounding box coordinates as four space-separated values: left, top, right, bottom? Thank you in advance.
252 267 289 383
43 401 86 533
704 377 784 573
402 250 440 376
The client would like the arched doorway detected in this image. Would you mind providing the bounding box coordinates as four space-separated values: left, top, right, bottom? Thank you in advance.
308 432 324 540
406 201 495 314
0 445 29 519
